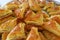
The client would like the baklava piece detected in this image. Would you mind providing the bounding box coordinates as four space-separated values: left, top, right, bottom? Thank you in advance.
47 15 60 24
49 11 60 16
0 18 17 33
0 9 12 19
39 32 48 40
42 20 60 36
14 2 29 19
26 27 41 40
42 30 60 40
28 0 41 11
6 1 20 10
6 23 26 40
47 6 60 13
25 10 43 25
43 2 55 10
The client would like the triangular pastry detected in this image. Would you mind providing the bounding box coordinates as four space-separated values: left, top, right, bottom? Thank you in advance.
43 31 60 40
42 20 60 36
0 9 12 19
25 10 43 25
39 32 48 40
14 2 29 19
28 0 41 11
0 18 17 33
47 15 60 24
6 23 26 40
26 27 41 40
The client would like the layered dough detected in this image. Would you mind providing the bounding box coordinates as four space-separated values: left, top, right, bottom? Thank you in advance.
26 27 41 40
0 0 60 40
25 10 43 25
42 20 60 36
6 23 26 40
42 31 60 40
0 17 17 33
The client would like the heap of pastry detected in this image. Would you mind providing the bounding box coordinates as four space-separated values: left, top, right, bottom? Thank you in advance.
0 0 60 40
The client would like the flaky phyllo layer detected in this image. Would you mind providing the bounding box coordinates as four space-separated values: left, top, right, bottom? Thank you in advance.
0 0 60 40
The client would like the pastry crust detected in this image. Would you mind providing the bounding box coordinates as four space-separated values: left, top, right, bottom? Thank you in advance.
2 32 9 40
28 0 41 11
42 20 60 36
0 9 12 19
39 32 48 40
6 1 20 10
25 24 44 31
14 2 29 19
47 6 60 12
6 23 26 40
43 2 55 10
26 27 41 40
0 0 60 40
42 31 60 40
49 11 60 15
0 16 14 24
25 10 43 25
0 18 17 33
47 15 60 24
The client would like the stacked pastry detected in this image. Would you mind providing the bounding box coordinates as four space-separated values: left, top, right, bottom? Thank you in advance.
0 0 60 40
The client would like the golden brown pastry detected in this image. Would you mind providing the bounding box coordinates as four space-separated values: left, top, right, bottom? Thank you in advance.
47 6 60 13
43 2 55 10
6 0 20 10
28 0 41 11
18 0 28 3
42 11 49 21
14 2 29 19
49 11 60 15
0 0 60 40
47 15 60 24
39 32 48 40
25 24 44 31
0 9 12 19
42 20 60 36
25 10 43 25
38 0 46 7
6 23 26 40
0 18 17 33
0 16 15 24
42 11 49 18
2 32 9 40
25 24 35 31
42 30 60 40
26 27 41 40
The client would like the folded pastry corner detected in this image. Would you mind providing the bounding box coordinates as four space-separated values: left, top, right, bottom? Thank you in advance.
28 0 41 11
39 32 48 40
49 11 60 16
25 10 43 25
2 32 9 40
0 17 17 33
42 30 60 40
26 27 41 40
42 11 49 21
47 6 60 13
6 23 26 40
5 1 20 10
39 0 46 7
42 20 60 36
14 2 29 19
47 15 60 24
0 9 12 19
0 16 14 24
43 2 55 10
